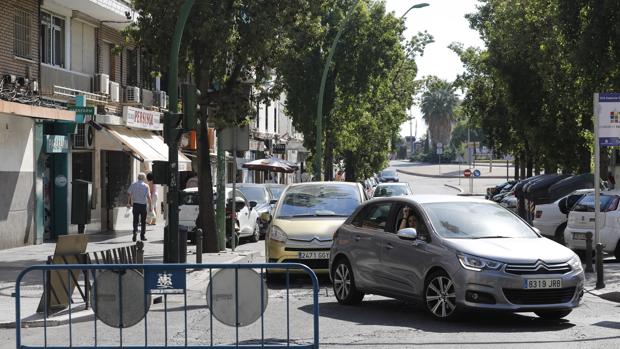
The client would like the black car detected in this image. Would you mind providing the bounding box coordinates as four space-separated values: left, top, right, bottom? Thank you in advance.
379 169 399 182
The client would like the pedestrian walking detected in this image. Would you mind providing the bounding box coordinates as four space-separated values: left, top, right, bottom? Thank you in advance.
146 172 158 225
301 169 311 182
127 172 151 242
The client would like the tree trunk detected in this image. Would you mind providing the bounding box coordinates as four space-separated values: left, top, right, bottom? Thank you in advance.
344 151 356 182
196 111 219 253
514 156 520 181
323 115 334 181
519 152 526 179
526 149 533 177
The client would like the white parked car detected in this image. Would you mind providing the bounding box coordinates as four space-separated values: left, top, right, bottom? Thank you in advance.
179 187 261 242
564 191 620 260
533 189 593 244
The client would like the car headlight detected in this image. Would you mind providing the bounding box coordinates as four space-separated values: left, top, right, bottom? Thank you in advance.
457 253 504 272
270 226 288 243
568 254 583 272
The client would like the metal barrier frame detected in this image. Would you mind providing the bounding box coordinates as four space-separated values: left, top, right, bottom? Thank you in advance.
15 263 320 349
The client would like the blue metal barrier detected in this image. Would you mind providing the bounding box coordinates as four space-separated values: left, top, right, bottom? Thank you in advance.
15 263 320 349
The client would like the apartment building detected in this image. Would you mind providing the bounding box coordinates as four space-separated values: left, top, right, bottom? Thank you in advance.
243 92 306 184
0 0 76 249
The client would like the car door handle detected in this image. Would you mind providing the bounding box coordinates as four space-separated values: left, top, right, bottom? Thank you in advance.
354 235 361 242
386 243 394 250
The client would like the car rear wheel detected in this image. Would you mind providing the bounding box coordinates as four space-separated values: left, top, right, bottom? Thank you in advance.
614 241 620 261
424 271 458 320
534 309 572 320
332 259 364 305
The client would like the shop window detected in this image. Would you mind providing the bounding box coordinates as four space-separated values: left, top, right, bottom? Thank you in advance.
14 9 31 59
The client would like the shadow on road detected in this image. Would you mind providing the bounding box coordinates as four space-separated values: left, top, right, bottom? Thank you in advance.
300 298 576 334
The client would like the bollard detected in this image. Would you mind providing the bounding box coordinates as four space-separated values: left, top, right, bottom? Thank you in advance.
585 232 593 273
596 243 605 289
195 228 203 264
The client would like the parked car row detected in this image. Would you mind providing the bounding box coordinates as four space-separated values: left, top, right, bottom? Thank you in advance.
179 183 286 247
487 173 620 261
362 168 403 198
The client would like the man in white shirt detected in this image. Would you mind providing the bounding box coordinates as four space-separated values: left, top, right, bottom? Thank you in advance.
127 173 151 241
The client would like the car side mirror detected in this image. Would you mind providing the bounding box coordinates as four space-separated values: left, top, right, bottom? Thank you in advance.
260 212 272 223
396 228 417 240
249 200 258 209
269 199 278 205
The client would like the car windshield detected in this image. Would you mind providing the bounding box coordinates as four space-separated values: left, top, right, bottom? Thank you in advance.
373 185 410 197
237 187 269 204
381 170 396 177
573 194 618 212
277 184 361 218
267 185 285 199
422 202 538 239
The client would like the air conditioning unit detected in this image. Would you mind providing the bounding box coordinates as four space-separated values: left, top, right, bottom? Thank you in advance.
94 74 110 94
125 86 140 103
141 89 154 107
154 91 167 109
73 123 95 149
109 81 120 102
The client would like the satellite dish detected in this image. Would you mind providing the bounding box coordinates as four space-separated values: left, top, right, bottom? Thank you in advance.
206 269 268 327
91 270 151 328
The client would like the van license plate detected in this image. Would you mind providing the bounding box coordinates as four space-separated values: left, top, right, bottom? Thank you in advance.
299 251 330 259
524 279 562 289
573 232 588 240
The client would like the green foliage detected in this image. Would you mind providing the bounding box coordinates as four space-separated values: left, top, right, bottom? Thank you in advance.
420 77 458 149
454 0 620 174
277 0 428 180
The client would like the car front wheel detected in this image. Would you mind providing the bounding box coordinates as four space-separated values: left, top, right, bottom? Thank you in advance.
534 309 572 320
424 271 458 320
332 258 364 305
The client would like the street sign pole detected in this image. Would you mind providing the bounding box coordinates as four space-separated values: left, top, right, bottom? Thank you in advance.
231 127 237 252
593 93 604 288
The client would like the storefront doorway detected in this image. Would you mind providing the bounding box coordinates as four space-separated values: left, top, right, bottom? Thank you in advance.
100 150 131 231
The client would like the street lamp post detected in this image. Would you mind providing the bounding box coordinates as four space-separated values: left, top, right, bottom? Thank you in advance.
314 2 429 180
164 0 195 263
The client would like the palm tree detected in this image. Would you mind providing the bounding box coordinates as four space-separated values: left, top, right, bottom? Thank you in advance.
420 77 458 149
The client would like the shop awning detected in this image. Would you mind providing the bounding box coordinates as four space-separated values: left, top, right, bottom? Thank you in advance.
105 126 192 172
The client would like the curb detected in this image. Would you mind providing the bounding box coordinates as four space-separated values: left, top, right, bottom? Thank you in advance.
443 183 463 193
397 168 510 180
2 250 260 329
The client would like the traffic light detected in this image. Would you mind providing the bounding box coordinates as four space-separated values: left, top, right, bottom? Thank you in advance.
181 83 197 131
163 112 182 145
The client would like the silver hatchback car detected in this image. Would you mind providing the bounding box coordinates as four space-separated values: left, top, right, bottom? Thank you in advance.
329 195 584 320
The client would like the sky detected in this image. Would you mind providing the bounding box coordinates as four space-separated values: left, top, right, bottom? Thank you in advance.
383 0 485 139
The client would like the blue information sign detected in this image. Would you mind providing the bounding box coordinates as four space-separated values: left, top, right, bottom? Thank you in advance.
473 169 481 177
145 269 186 294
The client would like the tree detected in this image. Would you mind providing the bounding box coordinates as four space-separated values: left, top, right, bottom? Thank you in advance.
277 0 429 181
128 0 329 251
420 77 458 150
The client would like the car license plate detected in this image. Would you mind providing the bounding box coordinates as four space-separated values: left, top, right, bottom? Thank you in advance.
299 251 330 259
524 278 562 289
573 232 588 240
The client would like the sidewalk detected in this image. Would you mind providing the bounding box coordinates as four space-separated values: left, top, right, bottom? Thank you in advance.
0 223 260 328
392 160 515 180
